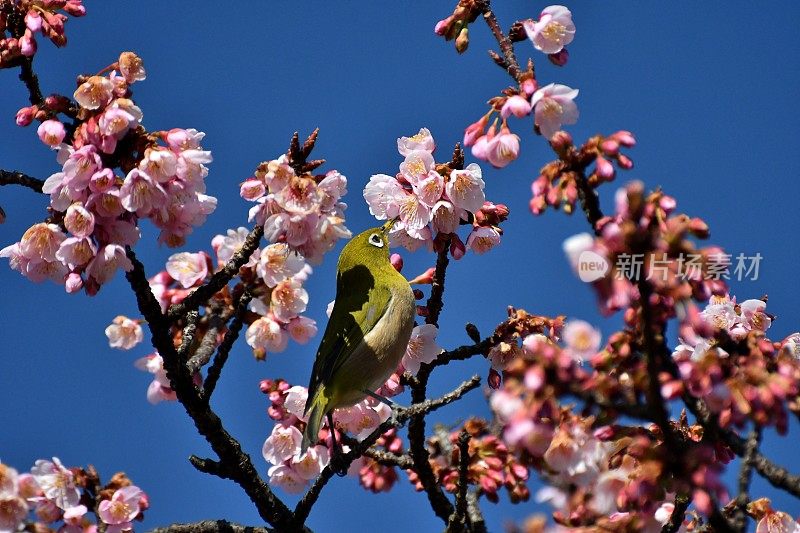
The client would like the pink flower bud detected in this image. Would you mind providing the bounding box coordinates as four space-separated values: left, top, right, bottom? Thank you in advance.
37 119 66 147
600 139 619 156
412 288 424 300
616 154 634 169
486 127 520 168
595 156 615 181
689 217 709 238
611 130 636 147
593 425 616 440
520 78 538 96
455 26 469 54
547 48 569 66
408 267 435 285
25 10 43 32
16 106 37 127
20 31 37 57
463 115 488 147
65 272 83 293
390 253 403 272
64 0 86 17
548 130 572 151
500 95 532 119
416 305 429 317
449 234 466 260
434 16 452 36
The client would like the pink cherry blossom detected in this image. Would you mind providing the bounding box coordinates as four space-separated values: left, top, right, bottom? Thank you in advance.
37 119 66 147
30 458 80 510
397 191 432 231
523 5 575 54
431 200 462 235
292 445 330 480
412 171 445 208
257 243 306 287
267 464 306 494
399 150 435 185
466 226 501 254
135 353 177 404
500 95 532 119
562 319 601 363
165 252 209 288
246 316 289 354
212 227 259 268
485 127 520 168
402 324 442 375
487 341 522 371
119 168 167 216
86 244 133 284
283 386 309 421
397 127 435 156
363 174 407 220
531 83 579 139
118 51 146 83
0 493 28 532
19 222 66 262
287 316 317 344
262 425 303 465
446 163 485 213
63 203 95 238
139 148 177 183
463 115 489 146
98 485 143 533
270 278 309 322
105 315 143 350
73 76 114 110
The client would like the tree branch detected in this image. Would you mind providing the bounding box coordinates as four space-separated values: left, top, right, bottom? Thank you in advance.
661 493 690 533
124 248 298 531
478 0 522 82
293 375 481 526
203 290 253 402
0 169 45 193
166 224 263 321
447 429 471 532
148 520 273 533
732 428 761 532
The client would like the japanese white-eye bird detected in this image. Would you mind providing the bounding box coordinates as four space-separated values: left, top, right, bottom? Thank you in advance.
302 220 415 453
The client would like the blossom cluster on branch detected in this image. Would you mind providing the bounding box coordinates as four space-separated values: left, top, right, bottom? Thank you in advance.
0 458 146 533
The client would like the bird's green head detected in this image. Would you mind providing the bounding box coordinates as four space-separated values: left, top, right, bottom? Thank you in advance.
337 219 396 273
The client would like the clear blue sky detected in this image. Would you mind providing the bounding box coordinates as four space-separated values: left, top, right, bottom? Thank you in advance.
1 2 799 531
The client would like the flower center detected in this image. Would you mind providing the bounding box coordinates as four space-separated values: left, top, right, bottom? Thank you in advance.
541 21 568 44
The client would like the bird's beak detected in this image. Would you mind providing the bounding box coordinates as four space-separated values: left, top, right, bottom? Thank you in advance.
381 218 398 233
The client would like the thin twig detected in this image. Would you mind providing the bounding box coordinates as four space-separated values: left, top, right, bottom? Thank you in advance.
478 0 522 82
361 449 414 469
447 430 471 531
661 493 690 533
733 428 762 532
293 375 481 526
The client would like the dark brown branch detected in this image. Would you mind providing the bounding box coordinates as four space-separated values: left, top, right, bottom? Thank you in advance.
19 57 44 107
661 493 690 533
732 428 761 532
574 170 604 232
0 169 45 193
447 430 471 531
148 520 273 533
478 0 522 82
465 490 488 533
361 449 414 469
124 248 298 531
425 241 450 328
166 224 263 321
187 306 231 373
203 291 253 402
293 376 481 526
683 394 800 498
177 311 200 361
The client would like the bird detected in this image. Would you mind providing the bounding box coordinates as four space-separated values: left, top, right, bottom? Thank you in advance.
302 219 415 454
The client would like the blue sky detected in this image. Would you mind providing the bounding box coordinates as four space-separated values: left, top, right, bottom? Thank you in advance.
1 2 799 531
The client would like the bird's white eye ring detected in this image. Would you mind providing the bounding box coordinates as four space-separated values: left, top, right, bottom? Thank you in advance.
369 233 384 248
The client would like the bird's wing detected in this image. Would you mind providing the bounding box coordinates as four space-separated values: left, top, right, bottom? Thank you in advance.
306 265 393 405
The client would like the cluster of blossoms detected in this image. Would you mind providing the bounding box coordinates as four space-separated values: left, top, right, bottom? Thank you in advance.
363 128 508 256
2 52 217 294
0 0 85 66
454 5 578 168
239 155 350 264
0 458 146 533
671 294 800 433
259 320 442 493
530 130 636 215
104 225 326 401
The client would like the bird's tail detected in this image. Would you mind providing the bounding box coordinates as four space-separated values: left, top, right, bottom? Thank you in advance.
302 385 329 454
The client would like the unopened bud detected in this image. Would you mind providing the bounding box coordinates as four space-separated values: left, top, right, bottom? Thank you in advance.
689 217 709 238
508 21 527 42
412 289 424 300
595 156 616 181
487 368 502 389
616 154 634 169
547 48 569 66
416 305 429 317
390 253 403 272
15 106 36 126
449 234 466 260
549 130 573 152
408 266 435 285
600 139 619 156
611 130 636 147
455 26 469 54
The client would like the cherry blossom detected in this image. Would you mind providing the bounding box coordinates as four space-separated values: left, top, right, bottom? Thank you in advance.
105 316 144 350
98 486 144 533
561 319 601 363
523 5 576 54
30 458 80 510
401 324 442 375
262 425 303 465
165 252 209 289
531 83 579 139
